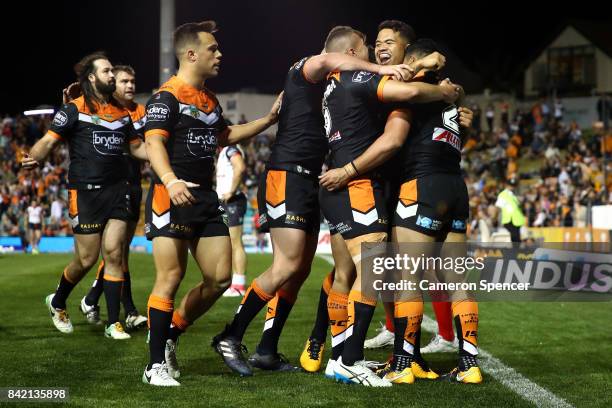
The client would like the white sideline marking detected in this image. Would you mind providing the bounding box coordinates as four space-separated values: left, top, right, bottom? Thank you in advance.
316 255 574 408
422 315 573 408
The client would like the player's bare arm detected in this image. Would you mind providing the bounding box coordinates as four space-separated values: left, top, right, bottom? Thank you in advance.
381 78 461 104
319 109 411 191
303 53 414 83
21 133 62 169
145 133 198 207
409 51 446 74
128 139 148 161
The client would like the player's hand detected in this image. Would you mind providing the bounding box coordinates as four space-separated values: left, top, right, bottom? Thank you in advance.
415 52 446 72
220 192 233 204
379 64 415 82
267 91 284 124
21 154 39 170
458 107 474 128
319 167 350 191
439 78 461 104
62 82 81 104
167 180 199 207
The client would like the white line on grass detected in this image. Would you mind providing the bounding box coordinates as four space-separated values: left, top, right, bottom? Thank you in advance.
421 315 573 408
316 255 574 408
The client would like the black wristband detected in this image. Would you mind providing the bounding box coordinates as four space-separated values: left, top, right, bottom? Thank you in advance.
350 161 360 176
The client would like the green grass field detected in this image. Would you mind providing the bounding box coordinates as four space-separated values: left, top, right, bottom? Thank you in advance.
1 253 611 407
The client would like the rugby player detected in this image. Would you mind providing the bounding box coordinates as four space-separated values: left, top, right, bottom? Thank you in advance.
141 21 282 386
79 65 148 330
22 52 148 340
381 39 482 384
362 20 463 357
317 30 463 386
216 142 248 297
211 25 416 376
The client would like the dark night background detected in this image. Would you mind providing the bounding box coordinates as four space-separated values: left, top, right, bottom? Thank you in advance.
2 1 609 114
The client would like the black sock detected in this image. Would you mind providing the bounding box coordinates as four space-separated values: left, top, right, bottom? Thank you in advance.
84 263 105 307
51 272 76 309
257 295 294 355
309 287 330 343
148 308 172 367
121 271 138 316
413 328 423 358
226 283 272 341
391 316 415 371
341 301 376 366
103 279 123 325
393 316 409 356
168 326 182 342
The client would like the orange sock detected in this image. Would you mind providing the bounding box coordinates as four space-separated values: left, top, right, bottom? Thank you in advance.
393 300 424 357
171 310 191 332
452 300 479 355
327 289 349 360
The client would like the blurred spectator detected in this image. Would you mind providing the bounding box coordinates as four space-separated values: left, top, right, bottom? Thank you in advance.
485 104 494 131
554 99 564 122
471 103 481 134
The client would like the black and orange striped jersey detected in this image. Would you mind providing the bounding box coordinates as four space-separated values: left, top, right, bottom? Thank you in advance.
268 57 326 174
144 76 228 189
125 103 146 186
323 70 389 169
399 76 463 181
48 96 139 187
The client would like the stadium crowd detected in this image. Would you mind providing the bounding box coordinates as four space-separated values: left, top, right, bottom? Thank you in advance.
1 99 611 244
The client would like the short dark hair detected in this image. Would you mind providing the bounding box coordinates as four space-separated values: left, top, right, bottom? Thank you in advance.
404 38 440 60
174 20 218 57
112 65 135 77
377 20 416 44
324 25 366 53
74 51 109 113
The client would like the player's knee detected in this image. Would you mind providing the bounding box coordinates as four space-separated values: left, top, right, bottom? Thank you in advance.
105 250 123 268
154 271 182 296
77 252 99 271
332 268 353 292
204 274 231 294
273 253 303 276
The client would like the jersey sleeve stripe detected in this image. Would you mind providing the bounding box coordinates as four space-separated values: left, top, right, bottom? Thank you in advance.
144 129 170 139
48 130 64 141
377 75 391 102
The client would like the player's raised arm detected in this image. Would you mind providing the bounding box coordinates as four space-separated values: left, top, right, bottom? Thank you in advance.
220 92 283 146
409 51 446 74
303 53 414 83
380 78 460 104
